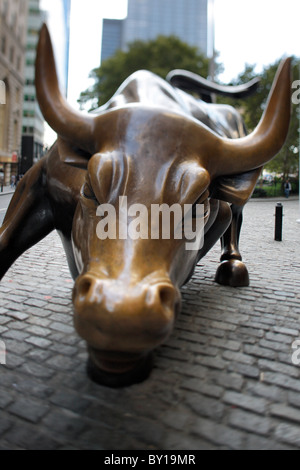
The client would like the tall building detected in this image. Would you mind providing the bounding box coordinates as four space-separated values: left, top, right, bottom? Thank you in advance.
102 19 123 63
101 0 208 63
62 0 71 95
42 0 71 94
0 0 28 185
21 0 71 174
21 0 46 175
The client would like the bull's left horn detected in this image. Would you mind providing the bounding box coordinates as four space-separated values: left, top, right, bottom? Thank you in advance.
35 24 95 153
215 58 292 177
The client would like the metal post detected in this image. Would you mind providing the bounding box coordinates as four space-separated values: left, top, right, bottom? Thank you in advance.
275 203 283 241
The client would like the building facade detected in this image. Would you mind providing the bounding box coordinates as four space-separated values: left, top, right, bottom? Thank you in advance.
21 0 46 175
21 0 71 175
101 0 208 63
0 0 28 184
102 19 123 63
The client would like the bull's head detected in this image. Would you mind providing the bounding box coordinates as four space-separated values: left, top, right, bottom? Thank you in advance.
36 25 291 386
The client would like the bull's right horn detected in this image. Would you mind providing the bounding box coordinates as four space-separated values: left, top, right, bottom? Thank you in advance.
214 58 292 177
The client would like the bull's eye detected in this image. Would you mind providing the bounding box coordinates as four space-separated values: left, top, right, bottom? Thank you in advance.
82 182 97 201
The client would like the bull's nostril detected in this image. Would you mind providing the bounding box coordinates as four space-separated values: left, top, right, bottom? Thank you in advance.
76 275 104 305
158 285 175 311
79 278 92 297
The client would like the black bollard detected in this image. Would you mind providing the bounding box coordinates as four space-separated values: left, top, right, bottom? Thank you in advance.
274 202 283 241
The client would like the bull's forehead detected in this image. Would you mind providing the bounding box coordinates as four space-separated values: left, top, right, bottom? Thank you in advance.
87 108 210 206
87 150 210 207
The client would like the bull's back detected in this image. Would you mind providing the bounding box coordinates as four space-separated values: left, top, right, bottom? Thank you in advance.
95 70 247 140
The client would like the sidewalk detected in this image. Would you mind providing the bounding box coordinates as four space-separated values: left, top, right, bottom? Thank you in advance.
0 185 15 196
0 199 299 450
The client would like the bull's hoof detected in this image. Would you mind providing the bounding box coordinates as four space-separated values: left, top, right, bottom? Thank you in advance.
87 352 153 388
215 259 250 287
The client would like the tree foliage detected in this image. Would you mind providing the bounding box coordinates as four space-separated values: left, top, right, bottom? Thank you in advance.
218 57 300 179
79 35 221 109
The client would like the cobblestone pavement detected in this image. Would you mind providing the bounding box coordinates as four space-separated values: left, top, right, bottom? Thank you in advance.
0 199 299 450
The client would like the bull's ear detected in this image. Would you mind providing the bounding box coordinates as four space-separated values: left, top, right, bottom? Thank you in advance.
57 137 91 169
210 167 262 206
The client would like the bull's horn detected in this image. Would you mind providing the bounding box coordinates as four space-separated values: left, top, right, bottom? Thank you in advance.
214 58 291 177
35 24 95 153
167 69 260 99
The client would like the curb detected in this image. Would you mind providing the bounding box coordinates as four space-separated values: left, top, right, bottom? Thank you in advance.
249 196 298 203
0 190 15 197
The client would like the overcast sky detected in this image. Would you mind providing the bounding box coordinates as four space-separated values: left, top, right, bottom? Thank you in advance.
40 0 299 145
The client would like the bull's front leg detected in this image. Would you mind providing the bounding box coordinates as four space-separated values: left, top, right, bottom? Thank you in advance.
0 159 55 280
215 203 250 287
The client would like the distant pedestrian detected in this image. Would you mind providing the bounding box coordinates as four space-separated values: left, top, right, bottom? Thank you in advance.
11 175 16 188
284 179 292 198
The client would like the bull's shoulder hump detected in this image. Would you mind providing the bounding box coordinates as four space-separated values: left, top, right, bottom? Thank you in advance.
94 70 190 114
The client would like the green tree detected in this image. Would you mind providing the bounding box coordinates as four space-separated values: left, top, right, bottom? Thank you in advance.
218 57 300 180
79 35 221 110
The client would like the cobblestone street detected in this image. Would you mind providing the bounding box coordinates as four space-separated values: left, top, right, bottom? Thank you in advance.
0 198 299 450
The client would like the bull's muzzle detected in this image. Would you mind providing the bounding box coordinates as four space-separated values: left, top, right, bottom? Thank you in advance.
73 274 181 387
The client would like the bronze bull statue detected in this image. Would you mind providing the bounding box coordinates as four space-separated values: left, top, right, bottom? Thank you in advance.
0 25 291 387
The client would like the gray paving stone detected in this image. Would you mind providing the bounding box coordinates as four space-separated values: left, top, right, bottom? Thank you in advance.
222 350 256 365
49 322 74 334
258 358 299 378
288 391 300 409
246 382 287 403
223 391 267 414
186 392 225 420
18 361 56 380
3 424 60 450
25 336 52 349
42 409 88 439
228 409 272 436
275 423 300 447
245 434 294 450
0 387 14 409
181 379 224 398
8 398 50 424
270 404 300 424
244 344 277 360
0 417 12 436
192 417 245 450
49 390 91 413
